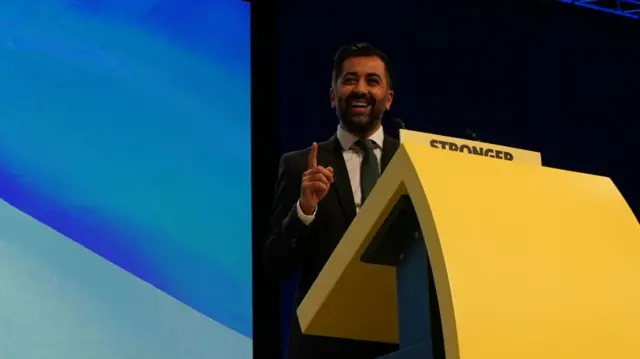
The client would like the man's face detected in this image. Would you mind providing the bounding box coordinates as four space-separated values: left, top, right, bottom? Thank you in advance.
331 56 394 136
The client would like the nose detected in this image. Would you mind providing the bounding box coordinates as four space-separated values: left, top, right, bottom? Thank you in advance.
353 79 368 93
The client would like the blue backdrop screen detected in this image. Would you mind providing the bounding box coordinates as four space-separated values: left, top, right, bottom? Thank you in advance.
0 1 251 358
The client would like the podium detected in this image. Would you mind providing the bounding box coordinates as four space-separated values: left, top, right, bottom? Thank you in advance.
296 130 640 359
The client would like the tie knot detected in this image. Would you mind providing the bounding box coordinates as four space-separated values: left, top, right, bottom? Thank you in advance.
354 138 375 152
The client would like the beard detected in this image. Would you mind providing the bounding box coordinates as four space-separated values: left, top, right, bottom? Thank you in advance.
336 92 386 136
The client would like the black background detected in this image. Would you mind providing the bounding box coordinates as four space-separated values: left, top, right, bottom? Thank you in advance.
252 0 639 358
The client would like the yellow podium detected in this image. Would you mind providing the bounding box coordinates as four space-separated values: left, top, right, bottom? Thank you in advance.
297 130 640 359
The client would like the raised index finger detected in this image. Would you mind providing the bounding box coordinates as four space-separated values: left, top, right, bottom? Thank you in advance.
308 142 318 169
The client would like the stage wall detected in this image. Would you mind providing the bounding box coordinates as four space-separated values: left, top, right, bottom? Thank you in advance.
0 1 252 358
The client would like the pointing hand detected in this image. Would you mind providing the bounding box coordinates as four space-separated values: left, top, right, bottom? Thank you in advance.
299 142 334 215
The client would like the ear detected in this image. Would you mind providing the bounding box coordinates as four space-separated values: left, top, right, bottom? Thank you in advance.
330 87 336 108
385 90 394 110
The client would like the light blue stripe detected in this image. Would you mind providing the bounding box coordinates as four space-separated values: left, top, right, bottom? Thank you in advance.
0 199 252 359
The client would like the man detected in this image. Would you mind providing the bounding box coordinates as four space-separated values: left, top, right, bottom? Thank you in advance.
264 43 400 359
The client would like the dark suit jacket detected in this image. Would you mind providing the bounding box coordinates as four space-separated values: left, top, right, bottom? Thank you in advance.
264 133 400 359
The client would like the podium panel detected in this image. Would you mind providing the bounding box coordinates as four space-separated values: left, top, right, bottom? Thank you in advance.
400 129 542 165
297 141 640 359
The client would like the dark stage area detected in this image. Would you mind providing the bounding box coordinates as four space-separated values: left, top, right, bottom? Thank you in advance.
251 0 640 357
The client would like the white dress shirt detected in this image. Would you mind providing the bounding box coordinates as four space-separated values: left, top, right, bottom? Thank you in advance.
296 125 384 225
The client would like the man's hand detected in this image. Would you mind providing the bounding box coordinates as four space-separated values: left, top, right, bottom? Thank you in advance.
299 142 334 215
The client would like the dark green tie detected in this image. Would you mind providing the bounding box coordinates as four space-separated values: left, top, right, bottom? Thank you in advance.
354 138 379 202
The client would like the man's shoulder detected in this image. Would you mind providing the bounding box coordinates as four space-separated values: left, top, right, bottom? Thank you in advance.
280 138 335 163
279 148 309 173
281 147 310 162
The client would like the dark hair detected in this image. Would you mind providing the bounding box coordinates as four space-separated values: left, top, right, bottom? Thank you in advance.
332 42 393 88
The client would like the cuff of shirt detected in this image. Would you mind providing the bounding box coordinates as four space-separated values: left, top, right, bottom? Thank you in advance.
296 200 316 226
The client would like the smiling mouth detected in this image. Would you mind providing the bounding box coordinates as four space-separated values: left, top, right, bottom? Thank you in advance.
350 105 370 114
350 101 370 110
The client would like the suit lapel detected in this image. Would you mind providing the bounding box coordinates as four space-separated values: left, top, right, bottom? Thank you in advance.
317 136 357 224
316 134 400 225
381 135 399 173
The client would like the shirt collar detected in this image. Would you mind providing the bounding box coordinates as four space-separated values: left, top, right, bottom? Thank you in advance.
336 124 385 151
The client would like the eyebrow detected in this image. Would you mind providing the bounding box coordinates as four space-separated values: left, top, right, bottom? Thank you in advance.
342 72 383 80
